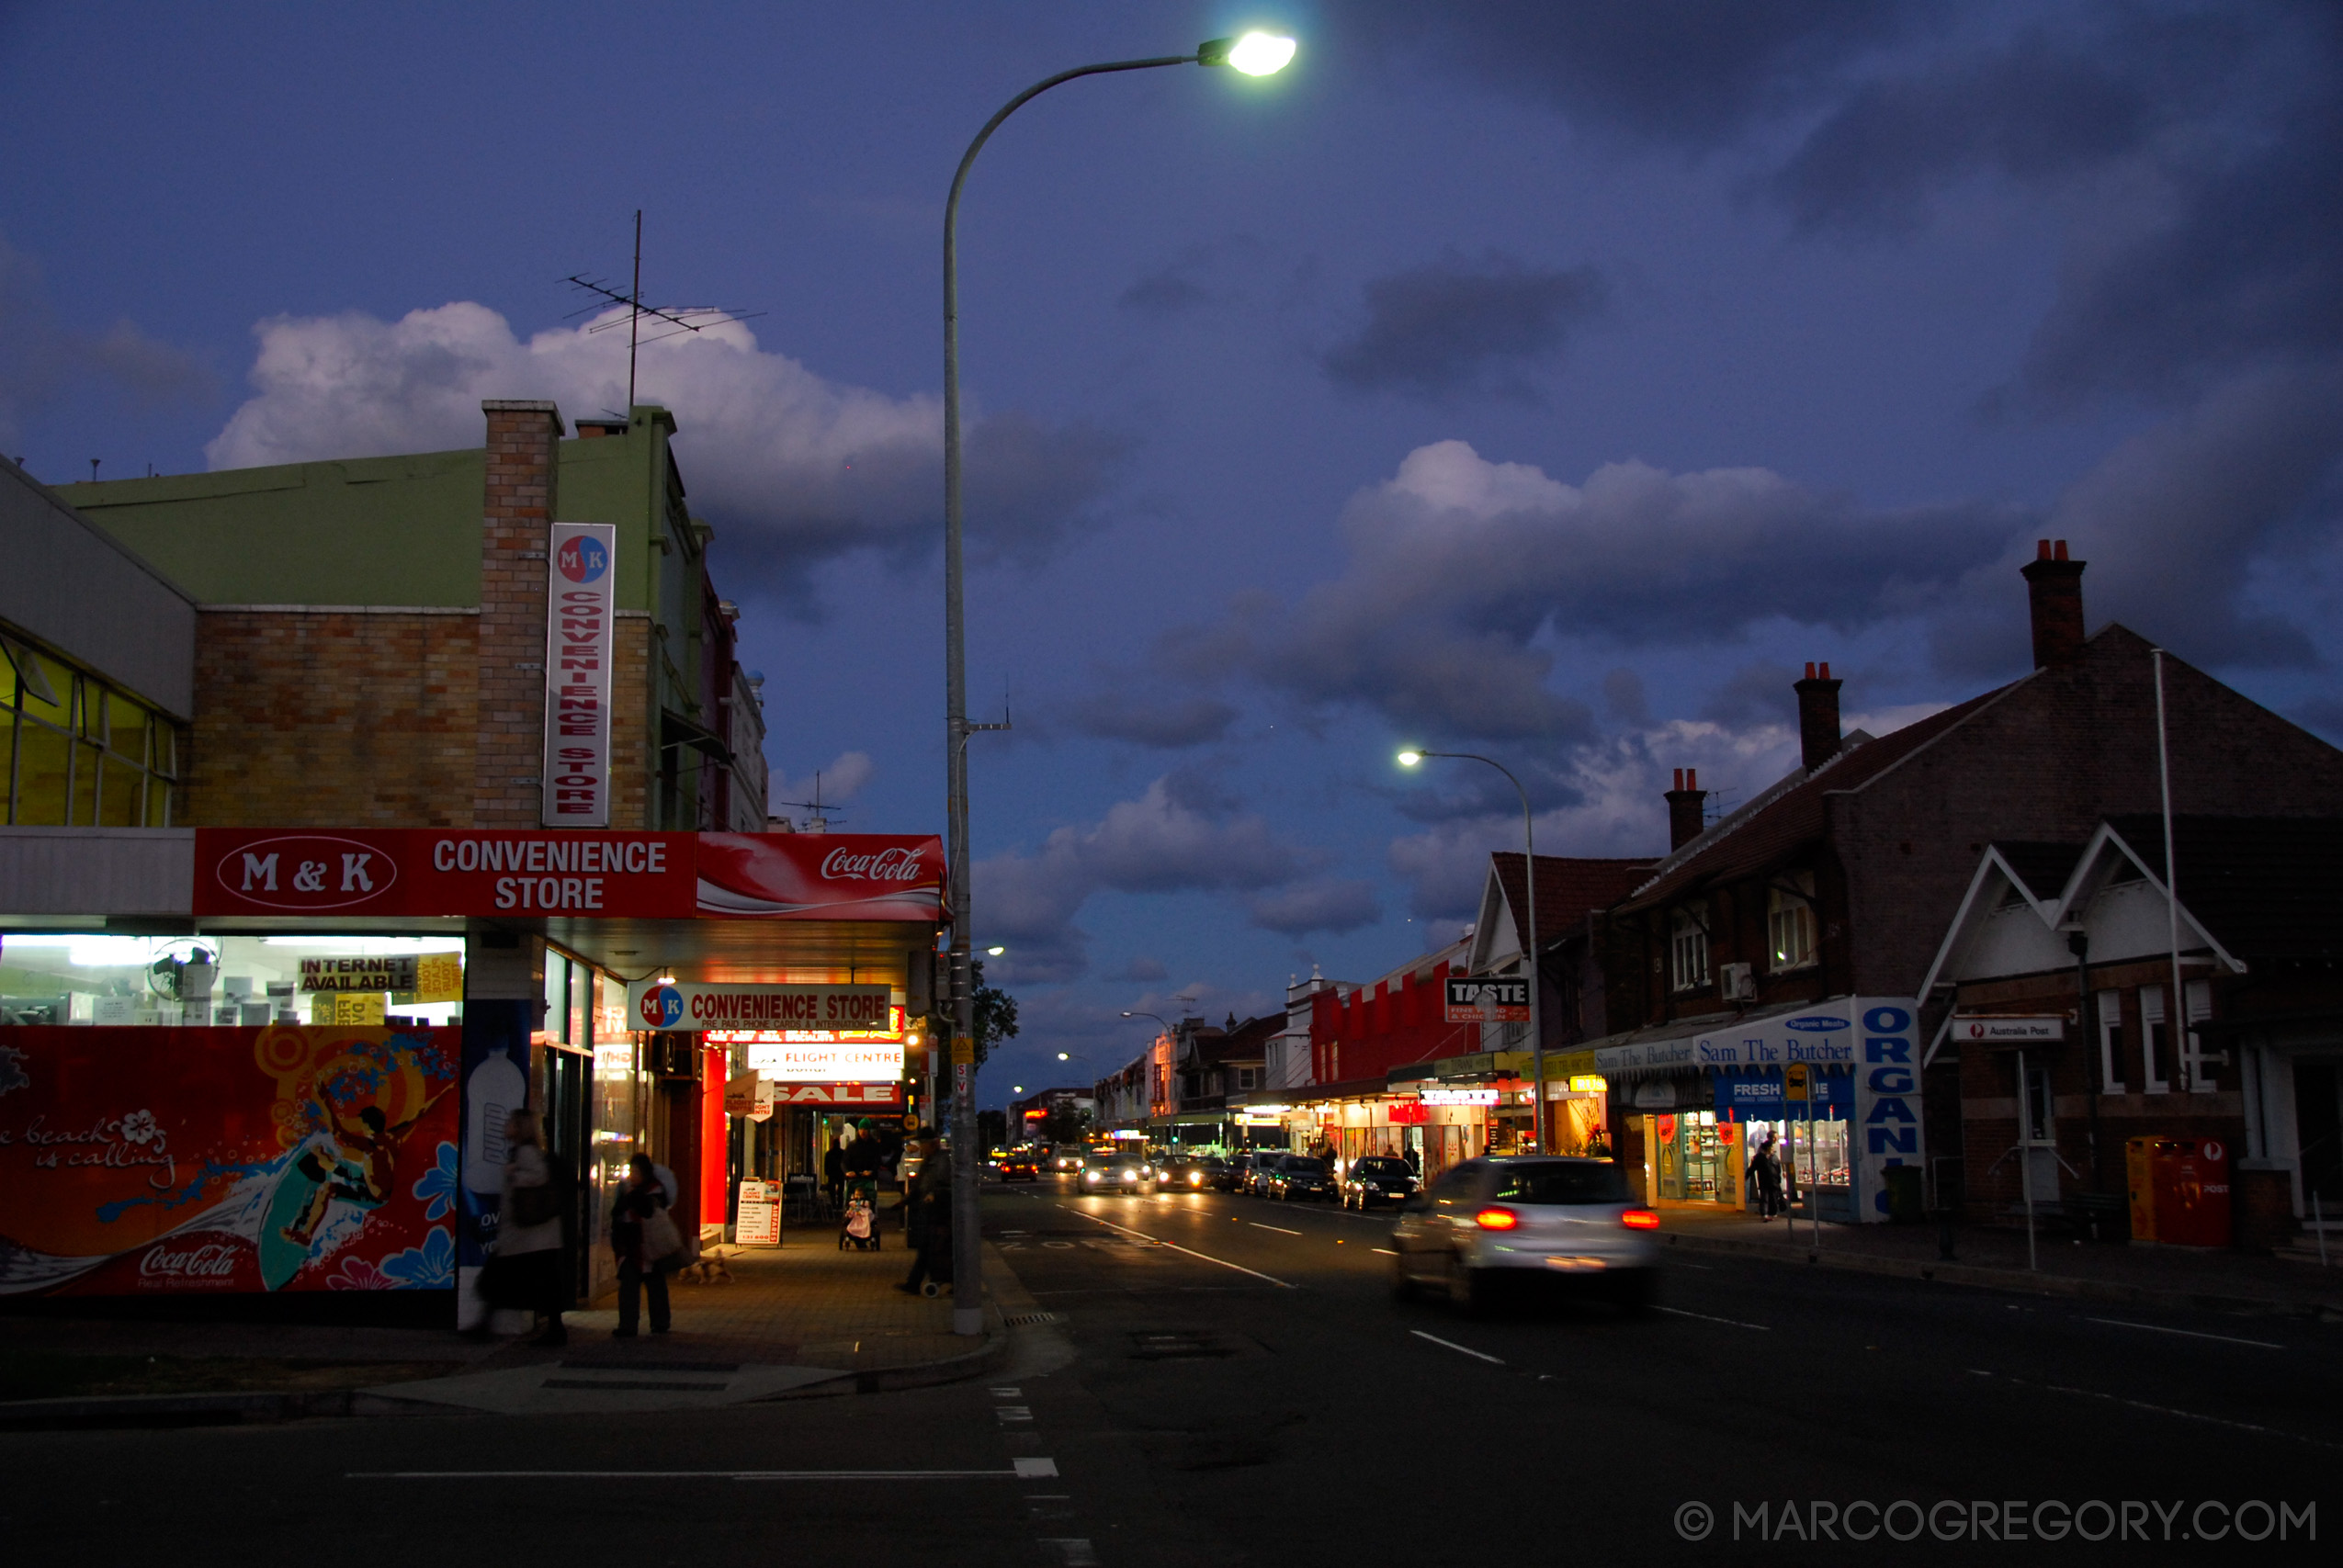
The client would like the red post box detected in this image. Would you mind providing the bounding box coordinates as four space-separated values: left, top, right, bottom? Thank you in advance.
2124 1136 2231 1247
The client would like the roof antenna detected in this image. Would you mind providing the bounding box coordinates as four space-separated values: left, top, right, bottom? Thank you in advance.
563 213 764 417
772 771 846 833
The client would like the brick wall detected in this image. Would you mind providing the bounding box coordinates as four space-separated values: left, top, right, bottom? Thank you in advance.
185 611 480 826
610 615 651 829
473 400 561 827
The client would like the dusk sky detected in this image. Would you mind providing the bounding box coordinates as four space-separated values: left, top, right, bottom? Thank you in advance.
5 2 2339 1100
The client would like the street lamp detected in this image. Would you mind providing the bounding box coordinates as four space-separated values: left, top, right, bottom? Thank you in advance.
1398 748 1546 1153
941 33 1296 1336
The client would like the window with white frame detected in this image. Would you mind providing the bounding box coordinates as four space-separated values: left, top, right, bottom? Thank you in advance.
1236 1066 1259 1090
2095 988 2123 1093
2140 986 2170 1094
1768 874 1817 972
1670 904 1711 993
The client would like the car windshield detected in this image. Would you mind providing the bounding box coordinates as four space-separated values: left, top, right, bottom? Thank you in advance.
1354 1159 1410 1178
1283 1158 1326 1175
1491 1162 1630 1204
1195 1156 1226 1169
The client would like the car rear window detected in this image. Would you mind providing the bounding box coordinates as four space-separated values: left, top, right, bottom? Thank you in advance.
1354 1159 1410 1177
1492 1163 1630 1204
1283 1158 1326 1175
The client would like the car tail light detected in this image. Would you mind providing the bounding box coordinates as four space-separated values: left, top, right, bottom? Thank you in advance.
1621 1208 1660 1230
1473 1207 1521 1231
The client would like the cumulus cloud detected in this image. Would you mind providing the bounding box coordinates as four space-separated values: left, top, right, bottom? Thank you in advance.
1160 439 2018 745
1322 250 1606 401
972 773 1325 982
1117 235 1268 320
1348 0 1919 149
0 235 212 443
203 302 1127 600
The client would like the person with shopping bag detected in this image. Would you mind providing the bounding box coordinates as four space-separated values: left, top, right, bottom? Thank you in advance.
611 1154 683 1337
476 1110 572 1346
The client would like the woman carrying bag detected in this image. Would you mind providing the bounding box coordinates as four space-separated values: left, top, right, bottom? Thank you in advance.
479 1111 571 1347
611 1154 683 1337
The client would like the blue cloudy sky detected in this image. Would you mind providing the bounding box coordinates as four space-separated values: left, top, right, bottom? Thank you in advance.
4 2 2339 1099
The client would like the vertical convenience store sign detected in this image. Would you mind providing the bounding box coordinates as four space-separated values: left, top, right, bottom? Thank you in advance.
543 522 617 827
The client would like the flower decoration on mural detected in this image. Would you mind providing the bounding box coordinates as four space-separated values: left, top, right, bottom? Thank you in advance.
327 1255 396 1291
379 1227 455 1289
413 1141 458 1221
117 1109 161 1145
0 1043 27 1097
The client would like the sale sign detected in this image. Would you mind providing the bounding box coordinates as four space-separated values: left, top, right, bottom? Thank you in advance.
0 1026 458 1296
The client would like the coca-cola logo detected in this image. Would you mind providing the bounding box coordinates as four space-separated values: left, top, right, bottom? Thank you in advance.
820 846 929 883
212 835 400 910
139 1241 241 1280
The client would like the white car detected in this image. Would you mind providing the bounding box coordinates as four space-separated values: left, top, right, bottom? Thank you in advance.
1389 1156 1660 1313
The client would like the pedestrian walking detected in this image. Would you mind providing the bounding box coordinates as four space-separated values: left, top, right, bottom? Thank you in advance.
480 1110 571 1346
822 1134 845 1212
610 1154 683 1337
896 1137 953 1296
1750 1132 1786 1221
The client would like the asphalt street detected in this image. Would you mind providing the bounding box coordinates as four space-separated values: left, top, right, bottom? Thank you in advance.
2 1179 2334 1565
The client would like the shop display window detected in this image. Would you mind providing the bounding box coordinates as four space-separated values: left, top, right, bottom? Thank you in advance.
0 931 463 1027
1654 1110 1742 1202
1 636 182 828
1742 1115 1853 1202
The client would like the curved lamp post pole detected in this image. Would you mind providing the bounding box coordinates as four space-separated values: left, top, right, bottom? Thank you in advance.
1398 749 1545 1154
942 33 1296 1336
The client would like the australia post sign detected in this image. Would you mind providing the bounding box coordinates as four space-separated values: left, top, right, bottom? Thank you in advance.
194 830 945 921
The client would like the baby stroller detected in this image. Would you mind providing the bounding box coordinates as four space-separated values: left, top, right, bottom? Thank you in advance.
838 1192 881 1251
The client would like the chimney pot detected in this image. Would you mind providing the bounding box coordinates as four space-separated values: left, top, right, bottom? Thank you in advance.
1793 662 1844 773
1663 768 1708 850
2020 545 2088 667
2037 538 2053 560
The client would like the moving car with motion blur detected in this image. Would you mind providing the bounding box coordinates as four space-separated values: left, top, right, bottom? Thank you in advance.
1240 1151 1289 1196
1078 1151 1154 1194
996 1149 1041 1181
1388 1156 1659 1314
1157 1154 1229 1192
1050 1147 1083 1174
1265 1156 1333 1201
1341 1155 1421 1211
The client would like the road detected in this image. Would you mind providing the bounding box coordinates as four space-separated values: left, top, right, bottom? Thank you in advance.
3 1179 2334 1564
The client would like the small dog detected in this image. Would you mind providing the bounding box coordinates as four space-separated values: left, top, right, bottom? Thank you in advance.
676 1251 734 1285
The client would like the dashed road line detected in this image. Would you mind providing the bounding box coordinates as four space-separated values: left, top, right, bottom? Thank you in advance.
1409 1329 1504 1365
354 1460 1063 1480
1250 1223 1302 1235
1653 1304 1771 1331
1058 1204 1296 1288
2084 1317 2283 1350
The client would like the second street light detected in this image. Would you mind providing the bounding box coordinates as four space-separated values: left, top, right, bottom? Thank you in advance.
940 32 1296 1337
1398 748 1547 1153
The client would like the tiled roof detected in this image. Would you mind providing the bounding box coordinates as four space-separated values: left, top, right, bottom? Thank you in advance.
1490 853 1658 951
1623 682 2018 912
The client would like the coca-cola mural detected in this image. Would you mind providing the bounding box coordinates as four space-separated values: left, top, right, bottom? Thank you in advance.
193 829 945 922
0 1026 458 1296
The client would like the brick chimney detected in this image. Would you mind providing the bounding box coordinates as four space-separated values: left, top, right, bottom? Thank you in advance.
1794 661 1842 774
2020 537 2088 668
475 399 563 827
1664 768 1707 850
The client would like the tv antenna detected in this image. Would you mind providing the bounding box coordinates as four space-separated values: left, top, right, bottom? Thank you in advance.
563 210 764 412
773 772 848 833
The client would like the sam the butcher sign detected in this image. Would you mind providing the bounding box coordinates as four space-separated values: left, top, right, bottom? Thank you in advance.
194 830 945 922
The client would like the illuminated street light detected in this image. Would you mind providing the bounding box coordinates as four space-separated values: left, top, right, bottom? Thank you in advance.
1396 747 1546 1152
940 34 1300 1338
986 945 1006 956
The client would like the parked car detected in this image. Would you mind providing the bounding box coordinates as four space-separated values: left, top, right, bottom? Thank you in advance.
1268 1156 1333 1201
1242 1151 1290 1196
1078 1152 1154 1194
1389 1156 1659 1314
997 1150 1041 1181
1341 1155 1421 1211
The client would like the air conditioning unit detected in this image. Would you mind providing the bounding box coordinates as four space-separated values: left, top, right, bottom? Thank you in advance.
1721 962 1755 1001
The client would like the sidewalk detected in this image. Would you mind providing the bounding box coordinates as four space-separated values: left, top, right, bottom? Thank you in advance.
1657 1206 2343 1318
0 1235 1014 1427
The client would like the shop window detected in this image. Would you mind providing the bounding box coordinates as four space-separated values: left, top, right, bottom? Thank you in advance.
1768 875 1817 972
2140 987 2170 1094
2095 988 2124 1092
1 634 181 827
1669 904 1710 993
0 932 462 1028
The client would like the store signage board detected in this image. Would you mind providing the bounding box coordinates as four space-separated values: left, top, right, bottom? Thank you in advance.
298 955 419 993
192 829 945 921
724 1036 907 1083
1444 976 1530 1024
1419 1087 1500 1106
1959 1016 2066 1043
541 522 617 827
766 1082 903 1106
723 1072 775 1120
628 981 891 1033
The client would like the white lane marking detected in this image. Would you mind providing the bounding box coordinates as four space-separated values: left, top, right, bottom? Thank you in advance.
1058 1204 1296 1288
1250 1223 1302 1235
1371 1247 1398 1256
1040 1540 1099 1566
1410 1329 1504 1365
1653 1304 1771 1331
354 1461 1061 1480
2085 1317 2283 1350
2035 1383 2337 1451
996 1406 1033 1422
990 1386 1023 1396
